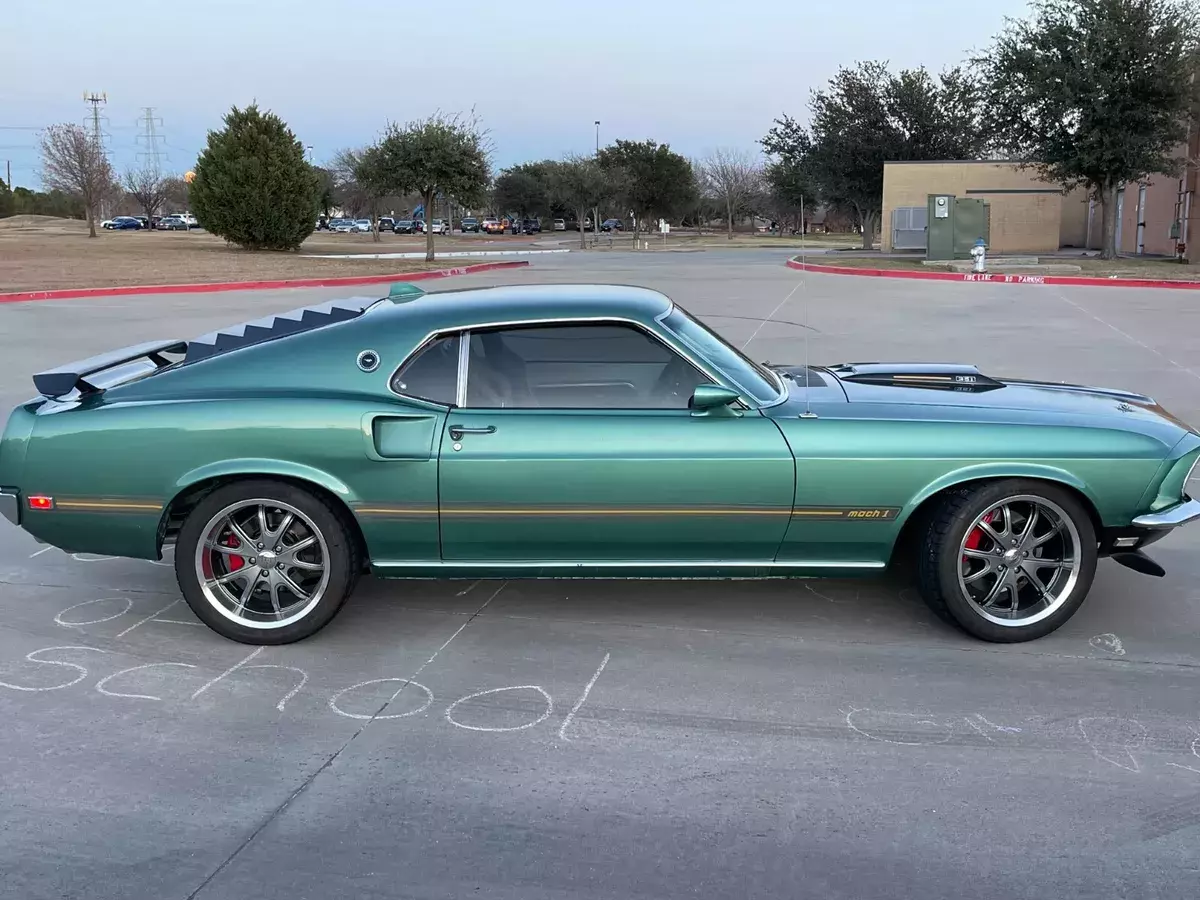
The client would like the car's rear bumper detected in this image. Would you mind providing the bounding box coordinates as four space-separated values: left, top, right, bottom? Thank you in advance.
0 489 18 526
1132 497 1200 529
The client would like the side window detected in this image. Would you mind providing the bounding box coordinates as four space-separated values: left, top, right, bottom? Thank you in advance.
465 323 710 409
391 334 459 405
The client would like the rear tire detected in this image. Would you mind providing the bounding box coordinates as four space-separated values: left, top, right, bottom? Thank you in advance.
916 480 1097 642
175 479 360 644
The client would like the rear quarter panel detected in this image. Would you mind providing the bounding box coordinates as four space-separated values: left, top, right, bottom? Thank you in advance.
17 395 444 560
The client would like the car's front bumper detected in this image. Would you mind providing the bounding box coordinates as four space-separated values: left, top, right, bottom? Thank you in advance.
0 489 18 526
1132 497 1200 529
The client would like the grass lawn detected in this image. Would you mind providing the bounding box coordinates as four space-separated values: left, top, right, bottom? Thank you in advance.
806 254 1200 282
0 217 525 292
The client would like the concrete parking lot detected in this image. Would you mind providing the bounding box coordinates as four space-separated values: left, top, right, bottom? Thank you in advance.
2 250 1199 899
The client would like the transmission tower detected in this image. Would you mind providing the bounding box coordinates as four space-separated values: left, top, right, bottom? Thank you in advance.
83 91 110 218
136 107 167 177
83 92 108 152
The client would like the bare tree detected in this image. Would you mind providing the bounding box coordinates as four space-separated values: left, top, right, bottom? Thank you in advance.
123 164 166 226
549 155 612 250
701 147 763 239
40 123 115 237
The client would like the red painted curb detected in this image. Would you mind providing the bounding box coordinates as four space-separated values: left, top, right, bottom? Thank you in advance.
0 260 531 305
787 257 1200 290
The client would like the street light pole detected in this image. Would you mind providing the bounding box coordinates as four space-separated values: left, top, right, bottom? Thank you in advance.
593 121 601 243
594 120 600 154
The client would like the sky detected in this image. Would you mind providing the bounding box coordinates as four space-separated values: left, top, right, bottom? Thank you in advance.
2 0 1033 189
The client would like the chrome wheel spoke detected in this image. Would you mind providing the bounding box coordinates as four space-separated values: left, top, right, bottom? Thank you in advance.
1020 509 1040 546
1000 504 1014 537
962 548 993 560
963 563 995 585
1030 522 1063 548
205 541 245 557
977 518 1004 545
205 569 246 588
288 557 324 572
979 573 1009 608
226 517 256 551
277 569 312 601
283 535 317 556
256 506 269 543
268 579 284 618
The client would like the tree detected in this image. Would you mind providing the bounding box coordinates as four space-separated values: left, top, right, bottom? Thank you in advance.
189 104 320 251
764 62 986 248
332 146 388 241
701 148 763 239
377 112 490 261
39 123 116 237
548 155 613 249
764 156 821 234
976 0 1200 259
161 176 190 213
123 164 167 225
0 177 12 218
313 166 336 218
598 140 696 241
492 162 553 219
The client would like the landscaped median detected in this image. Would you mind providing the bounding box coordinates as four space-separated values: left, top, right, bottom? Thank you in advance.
0 260 530 304
787 255 1200 290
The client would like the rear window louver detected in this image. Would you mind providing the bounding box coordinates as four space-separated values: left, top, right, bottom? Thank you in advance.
184 297 378 364
828 362 1004 391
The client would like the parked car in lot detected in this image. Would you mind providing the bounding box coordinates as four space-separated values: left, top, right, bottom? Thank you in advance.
157 216 188 231
553 218 565 231
460 217 480 233
104 216 143 230
481 218 503 234
521 218 542 234
601 218 624 232
5 282 1198 645
377 217 395 232
392 220 418 234
352 219 373 233
429 219 448 235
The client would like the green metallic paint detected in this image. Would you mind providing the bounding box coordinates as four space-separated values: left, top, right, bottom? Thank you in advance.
435 408 794 561
2 284 1197 576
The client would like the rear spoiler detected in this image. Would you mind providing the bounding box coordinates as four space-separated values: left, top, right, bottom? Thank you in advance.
827 362 1004 390
33 340 187 399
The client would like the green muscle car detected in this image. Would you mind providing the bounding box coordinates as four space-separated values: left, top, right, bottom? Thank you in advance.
2 283 1198 645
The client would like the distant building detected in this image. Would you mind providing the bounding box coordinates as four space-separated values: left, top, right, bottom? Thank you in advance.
882 155 1196 257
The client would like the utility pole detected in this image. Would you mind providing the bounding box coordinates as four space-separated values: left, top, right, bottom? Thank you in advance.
593 120 601 244
84 92 109 218
136 107 167 178
5 160 9 189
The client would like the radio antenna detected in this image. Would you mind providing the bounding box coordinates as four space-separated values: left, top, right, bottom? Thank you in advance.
800 193 816 418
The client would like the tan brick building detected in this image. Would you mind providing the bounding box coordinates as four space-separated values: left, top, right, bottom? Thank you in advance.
882 157 1195 257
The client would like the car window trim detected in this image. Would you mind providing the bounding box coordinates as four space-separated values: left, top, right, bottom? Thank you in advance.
460 318 723 412
387 333 463 409
387 314 754 411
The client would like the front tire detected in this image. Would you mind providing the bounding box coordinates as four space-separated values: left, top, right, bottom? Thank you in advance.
175 479 360 644
916 480 1097 642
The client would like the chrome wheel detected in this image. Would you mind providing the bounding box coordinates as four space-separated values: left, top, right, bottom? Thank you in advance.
194 499 330 630
957 494 1081 627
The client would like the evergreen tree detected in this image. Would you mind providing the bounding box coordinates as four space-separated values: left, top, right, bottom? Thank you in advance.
190 105 320 251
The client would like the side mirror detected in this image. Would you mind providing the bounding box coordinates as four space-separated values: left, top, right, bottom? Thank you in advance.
689 385 742 415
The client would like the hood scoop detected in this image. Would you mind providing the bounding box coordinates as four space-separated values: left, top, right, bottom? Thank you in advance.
827 362 1005 392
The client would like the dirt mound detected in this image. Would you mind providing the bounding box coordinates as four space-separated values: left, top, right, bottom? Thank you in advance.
0 214 89 233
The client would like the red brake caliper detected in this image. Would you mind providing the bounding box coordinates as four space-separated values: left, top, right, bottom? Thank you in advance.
224 534 245 571
962 510 996 563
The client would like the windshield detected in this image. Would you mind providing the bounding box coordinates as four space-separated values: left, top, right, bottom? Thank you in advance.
660 305 782 404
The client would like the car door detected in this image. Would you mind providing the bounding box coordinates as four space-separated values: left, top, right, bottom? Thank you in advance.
436 321 795 563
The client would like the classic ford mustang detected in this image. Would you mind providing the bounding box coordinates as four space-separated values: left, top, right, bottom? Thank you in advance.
2 283 1198 645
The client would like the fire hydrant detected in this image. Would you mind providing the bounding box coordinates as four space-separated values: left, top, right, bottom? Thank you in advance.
970 238 987 273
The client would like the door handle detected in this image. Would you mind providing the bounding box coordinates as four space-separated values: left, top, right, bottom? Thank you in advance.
448 424 496 439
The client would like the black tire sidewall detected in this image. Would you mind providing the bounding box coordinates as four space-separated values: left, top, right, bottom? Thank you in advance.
928 480 1098 642
175 479 356 644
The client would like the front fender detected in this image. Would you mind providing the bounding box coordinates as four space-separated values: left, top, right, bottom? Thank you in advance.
896 462 1100 531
